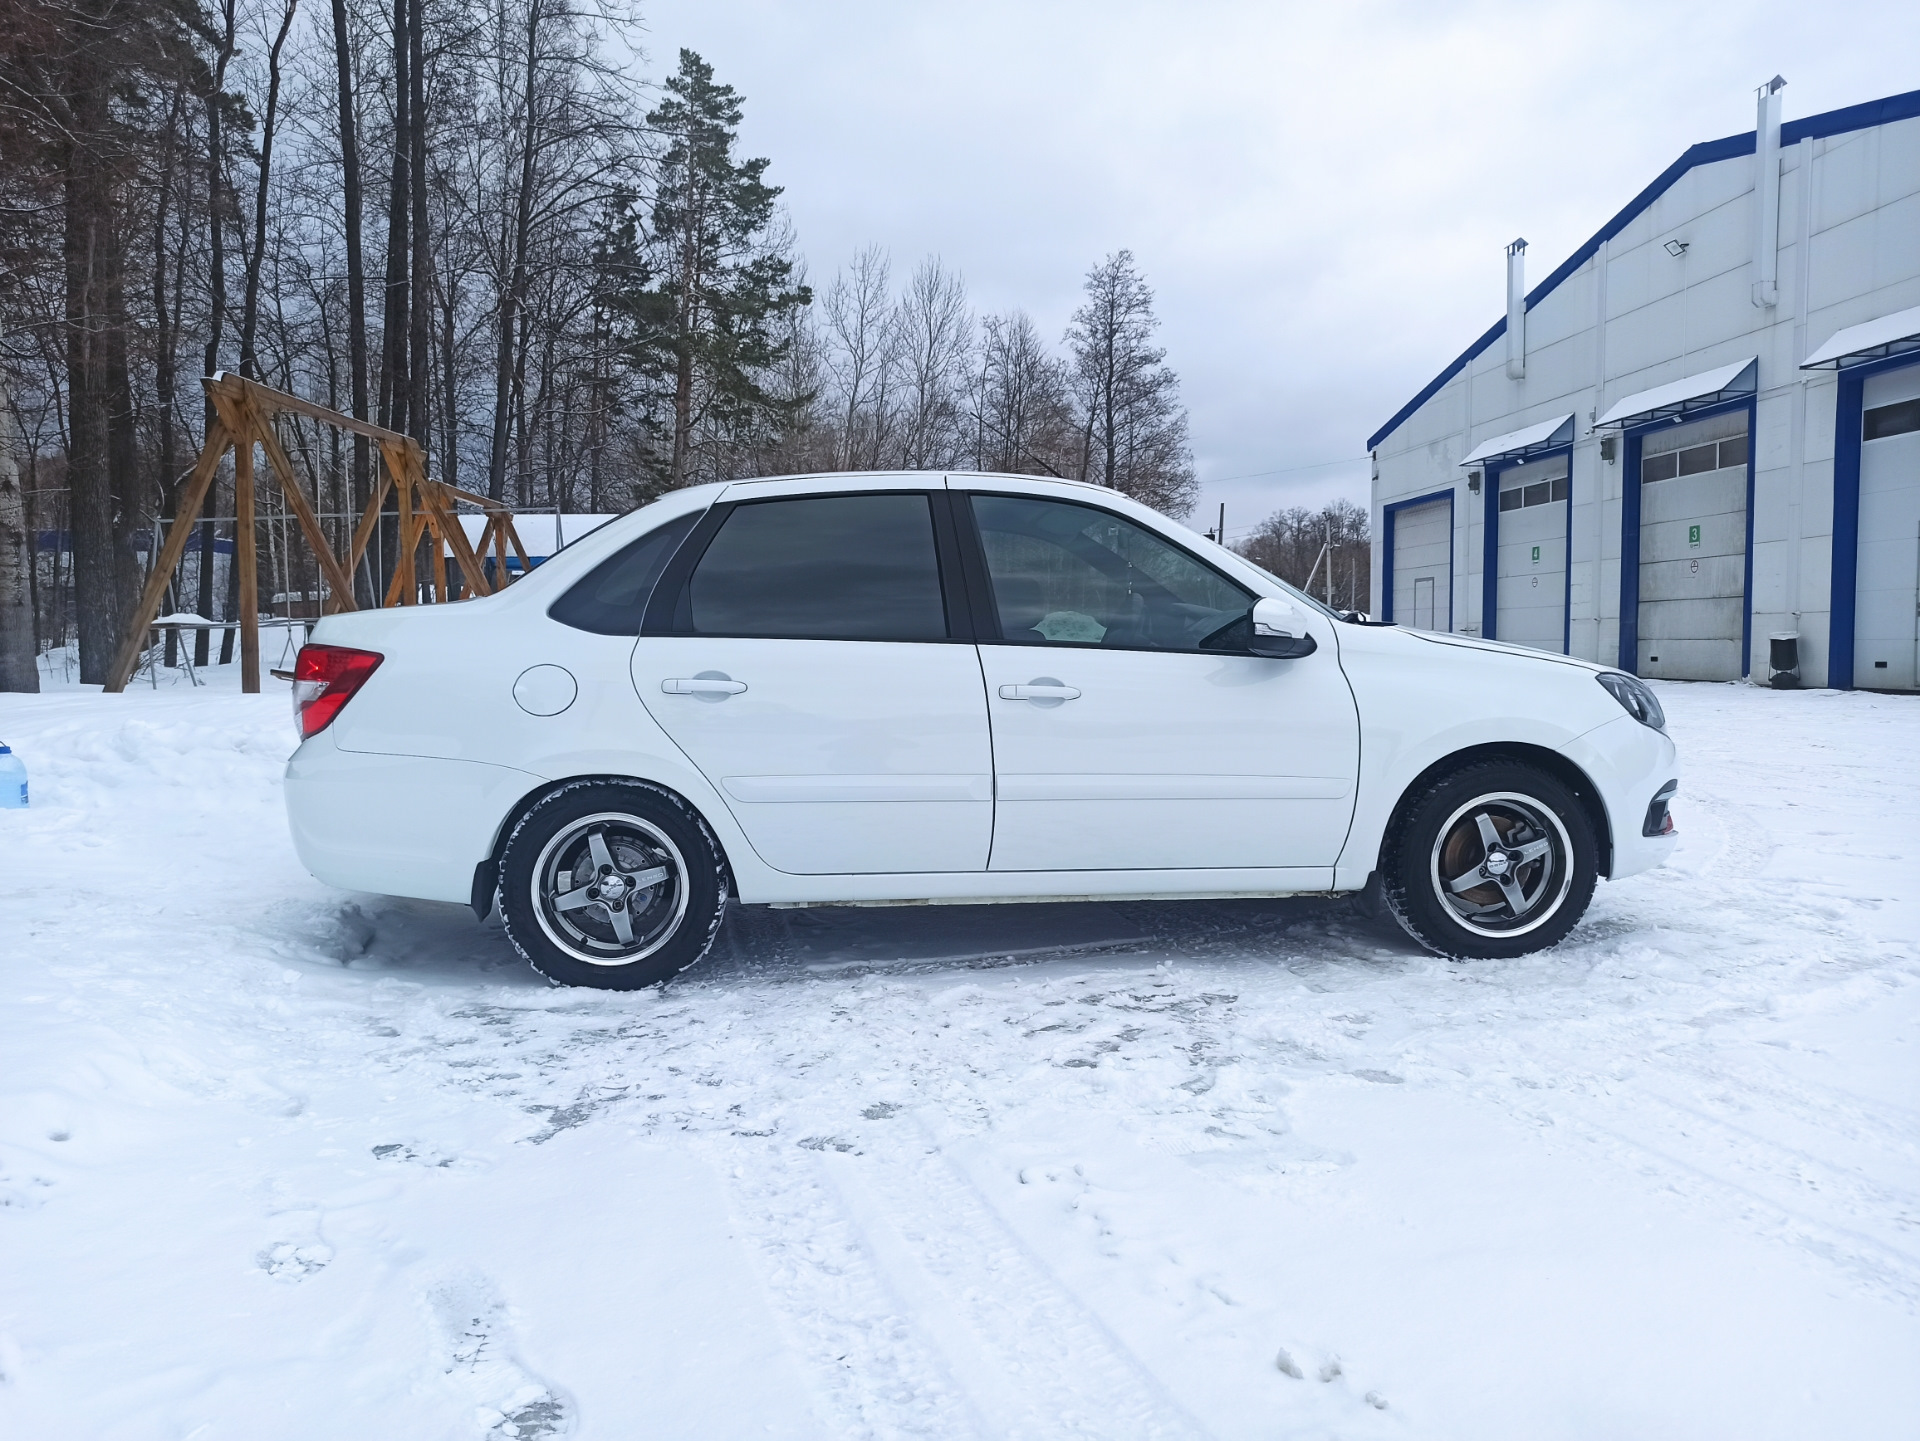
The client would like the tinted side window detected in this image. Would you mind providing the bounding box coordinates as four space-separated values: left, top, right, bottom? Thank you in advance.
971 494 1253 651
685 493 949 641
548 512 699 635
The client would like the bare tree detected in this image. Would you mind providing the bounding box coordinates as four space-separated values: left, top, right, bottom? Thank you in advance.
1238 498 1371 611
968 309 1073 477
892 255 969 471
820 244 895 470
1065 249 1196 517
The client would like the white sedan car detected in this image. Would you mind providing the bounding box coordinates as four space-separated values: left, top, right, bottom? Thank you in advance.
284 472 1678 989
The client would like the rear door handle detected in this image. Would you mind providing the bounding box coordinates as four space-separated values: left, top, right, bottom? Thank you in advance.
663 676 747 696
998 682 1081 702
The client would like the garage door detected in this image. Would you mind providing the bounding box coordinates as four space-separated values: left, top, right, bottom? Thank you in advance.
1391 497 1451 631
1856 363 1920 690
1636 411 1748 681
1494 455 1568 652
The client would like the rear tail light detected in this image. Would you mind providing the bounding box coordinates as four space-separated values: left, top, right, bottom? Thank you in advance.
292 644 383 739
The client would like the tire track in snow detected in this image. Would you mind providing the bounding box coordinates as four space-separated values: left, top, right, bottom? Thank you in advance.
839 1131 1214 1441
715 1143 992 1441
1516 1090 1920 1310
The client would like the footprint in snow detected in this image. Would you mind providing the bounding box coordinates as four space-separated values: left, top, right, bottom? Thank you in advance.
259 1242 332 1281
372 1143 456 1167
427 1273 571 1438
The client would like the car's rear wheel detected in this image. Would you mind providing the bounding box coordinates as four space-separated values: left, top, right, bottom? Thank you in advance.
1382 759 1598 959
499 780 728 989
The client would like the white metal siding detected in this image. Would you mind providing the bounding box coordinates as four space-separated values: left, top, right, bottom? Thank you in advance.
1856 362 1920 689
1370 102 1920 684
1392 499 1451 631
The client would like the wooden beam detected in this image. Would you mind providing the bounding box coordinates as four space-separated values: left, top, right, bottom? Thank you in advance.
206 371 410 449
500 514 532 572
247 400 359 614
439 481 513 512
104 418 233 693
233 418 260 693
422 480 493 598
346 461 393 575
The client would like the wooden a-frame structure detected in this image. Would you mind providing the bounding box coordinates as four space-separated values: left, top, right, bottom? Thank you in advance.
105 372 531 694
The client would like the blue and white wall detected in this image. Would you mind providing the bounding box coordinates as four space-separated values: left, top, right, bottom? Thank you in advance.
1368 89 1920 689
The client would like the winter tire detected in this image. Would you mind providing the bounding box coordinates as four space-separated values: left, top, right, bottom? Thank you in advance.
1382 759 1598 960
498 780 728 989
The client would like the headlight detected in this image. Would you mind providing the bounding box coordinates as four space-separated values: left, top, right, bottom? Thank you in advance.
1597 671 1665 731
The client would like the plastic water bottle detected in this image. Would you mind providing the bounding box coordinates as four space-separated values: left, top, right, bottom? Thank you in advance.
0 743 26 808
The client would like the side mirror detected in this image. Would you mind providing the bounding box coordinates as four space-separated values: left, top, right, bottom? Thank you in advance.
1248 598 1318 659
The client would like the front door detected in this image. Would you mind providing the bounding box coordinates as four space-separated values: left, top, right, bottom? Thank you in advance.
963 490 1360 873
634 486 993 874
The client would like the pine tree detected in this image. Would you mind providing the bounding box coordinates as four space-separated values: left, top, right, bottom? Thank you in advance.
618 50 810 491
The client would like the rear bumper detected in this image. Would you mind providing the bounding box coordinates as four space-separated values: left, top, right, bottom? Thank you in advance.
1560 714 1680 881
283 731 542 904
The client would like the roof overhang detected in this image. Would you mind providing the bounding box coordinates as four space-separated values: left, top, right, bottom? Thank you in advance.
1596 358 1757 430
1459 413 1575 468
1801 304 1920 370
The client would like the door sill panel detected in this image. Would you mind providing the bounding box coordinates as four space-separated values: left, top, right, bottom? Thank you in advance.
733 865 1338 906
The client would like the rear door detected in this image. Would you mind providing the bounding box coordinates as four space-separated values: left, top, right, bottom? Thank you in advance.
633 482 993 875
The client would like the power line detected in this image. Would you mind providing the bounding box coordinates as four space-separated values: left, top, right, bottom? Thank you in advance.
1200 455 1370 485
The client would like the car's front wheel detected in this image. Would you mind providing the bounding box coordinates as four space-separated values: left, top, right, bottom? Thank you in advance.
1382 759 1598 959
499 780 728 989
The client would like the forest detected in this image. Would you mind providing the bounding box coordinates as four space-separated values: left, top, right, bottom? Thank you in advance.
0 0 1364 690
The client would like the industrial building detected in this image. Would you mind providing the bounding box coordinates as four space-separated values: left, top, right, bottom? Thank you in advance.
1368 83 1920 690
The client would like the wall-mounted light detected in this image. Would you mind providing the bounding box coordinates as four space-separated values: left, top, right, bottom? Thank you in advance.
1467 470 1482 493
1664 239 1690 257
1599 434 1617 463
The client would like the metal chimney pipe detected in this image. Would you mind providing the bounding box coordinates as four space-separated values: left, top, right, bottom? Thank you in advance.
1752 75 1786 308
1505 238 1528 379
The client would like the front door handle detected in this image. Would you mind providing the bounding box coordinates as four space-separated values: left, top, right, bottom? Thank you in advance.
998 680 1081 703
663 674 747 697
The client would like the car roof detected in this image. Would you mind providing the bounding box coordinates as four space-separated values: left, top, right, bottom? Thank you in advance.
720 469 1111 495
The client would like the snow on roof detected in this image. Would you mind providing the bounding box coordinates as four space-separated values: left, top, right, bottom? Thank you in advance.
1801 303 1920 370
1459 413 1575 467
447 513 617 561
1596 358 1756 429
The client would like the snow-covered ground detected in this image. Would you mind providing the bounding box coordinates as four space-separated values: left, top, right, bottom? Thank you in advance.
2 659 1917 1441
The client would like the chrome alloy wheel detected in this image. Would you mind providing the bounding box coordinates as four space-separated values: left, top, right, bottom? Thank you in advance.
1428 791 1574 939
530 811 689 965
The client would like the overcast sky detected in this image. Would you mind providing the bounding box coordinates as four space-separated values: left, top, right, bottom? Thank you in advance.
641 0 1913 539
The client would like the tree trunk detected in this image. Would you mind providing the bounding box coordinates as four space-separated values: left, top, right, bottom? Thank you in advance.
378 0 411 437
239 0 298 381
407 0 430 449
62 34 118 686
486 0 544 502
154 87 185 667
329 0 373 602
0 378 38 693
197 0 238 665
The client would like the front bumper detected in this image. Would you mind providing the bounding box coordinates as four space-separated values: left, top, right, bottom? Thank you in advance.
1560 713 1680 880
